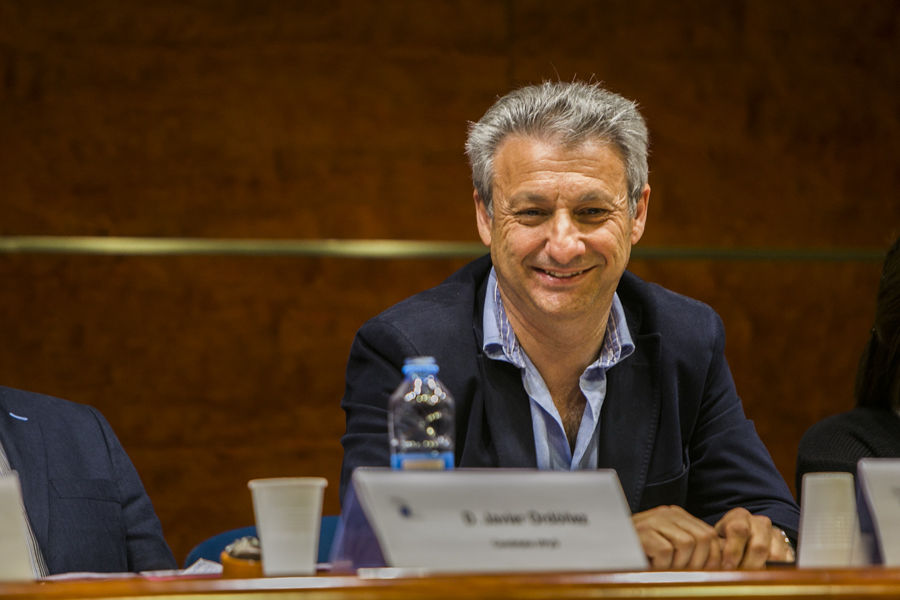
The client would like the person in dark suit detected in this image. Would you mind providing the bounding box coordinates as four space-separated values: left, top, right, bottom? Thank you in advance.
340 81 798 569
796 235 900 491
0 385 176 575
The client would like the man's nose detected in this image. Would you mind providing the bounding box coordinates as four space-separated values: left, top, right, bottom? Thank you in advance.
545 212 585 264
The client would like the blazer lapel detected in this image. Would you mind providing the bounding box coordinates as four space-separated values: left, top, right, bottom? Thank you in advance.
0 403 50 552
464 269 536 469
599 331 661 513
477 355 537 468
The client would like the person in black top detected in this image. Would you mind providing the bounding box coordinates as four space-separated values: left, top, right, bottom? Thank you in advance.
796 234 900 492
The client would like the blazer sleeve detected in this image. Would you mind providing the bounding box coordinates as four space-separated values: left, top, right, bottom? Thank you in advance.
89 406 177 571
684 313 800 539
339 319 418 503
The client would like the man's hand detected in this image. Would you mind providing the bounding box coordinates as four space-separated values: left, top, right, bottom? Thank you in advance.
632 505 722 570
714 508 795 569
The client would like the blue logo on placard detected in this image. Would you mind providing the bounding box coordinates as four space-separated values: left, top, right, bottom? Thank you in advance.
391 497 415 519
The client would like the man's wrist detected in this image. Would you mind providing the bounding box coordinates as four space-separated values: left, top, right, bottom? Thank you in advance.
774 527 796 561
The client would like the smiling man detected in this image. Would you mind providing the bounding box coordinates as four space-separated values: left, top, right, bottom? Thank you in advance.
340 81 799 570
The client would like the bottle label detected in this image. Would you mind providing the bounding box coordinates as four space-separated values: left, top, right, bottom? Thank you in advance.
391 451 454 471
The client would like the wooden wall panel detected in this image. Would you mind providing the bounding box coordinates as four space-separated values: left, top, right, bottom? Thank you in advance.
1 0 898 564
1 0 504 239
0 254 473 561
508 0 900 248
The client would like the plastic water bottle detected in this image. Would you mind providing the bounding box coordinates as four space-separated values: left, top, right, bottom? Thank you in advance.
389 356 455 470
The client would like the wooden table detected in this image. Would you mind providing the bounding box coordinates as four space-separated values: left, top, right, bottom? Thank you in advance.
3 569 900 600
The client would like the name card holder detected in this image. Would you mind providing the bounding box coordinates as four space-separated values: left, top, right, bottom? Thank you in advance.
856 458 900 566
333 468 647 574
797 472 871 567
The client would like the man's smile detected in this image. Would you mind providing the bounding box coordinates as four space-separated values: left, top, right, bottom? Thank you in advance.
533 266 595 279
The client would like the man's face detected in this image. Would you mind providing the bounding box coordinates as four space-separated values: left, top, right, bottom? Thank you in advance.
475 135 649 326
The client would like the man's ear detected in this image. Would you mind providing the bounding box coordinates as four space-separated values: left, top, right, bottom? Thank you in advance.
474 189 492 247
630 184 650 245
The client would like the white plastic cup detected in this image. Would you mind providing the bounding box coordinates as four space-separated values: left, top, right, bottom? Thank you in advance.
248 477 328 576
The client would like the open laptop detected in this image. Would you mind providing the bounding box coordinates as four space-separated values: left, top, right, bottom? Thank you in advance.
335 468 647 573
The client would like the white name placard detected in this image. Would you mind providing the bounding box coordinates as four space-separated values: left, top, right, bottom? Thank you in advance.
857 458 900 566
797 472 871 567
350 468 647 573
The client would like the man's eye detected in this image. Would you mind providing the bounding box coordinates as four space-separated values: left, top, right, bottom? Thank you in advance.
578 208 609 219
516 209 545 218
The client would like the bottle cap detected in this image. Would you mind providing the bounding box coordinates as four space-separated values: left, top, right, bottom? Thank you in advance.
401 356 439 376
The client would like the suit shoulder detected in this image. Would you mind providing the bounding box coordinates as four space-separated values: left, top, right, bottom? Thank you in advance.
796 408 900 477
363 256 489 336
800 408 900 451
0 385 104 425
618 270 722 337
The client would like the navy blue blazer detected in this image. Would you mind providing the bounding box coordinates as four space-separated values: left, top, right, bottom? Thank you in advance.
340 255 800 539
0 386 176 574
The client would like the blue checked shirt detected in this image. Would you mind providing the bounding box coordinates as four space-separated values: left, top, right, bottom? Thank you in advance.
482 268 635 470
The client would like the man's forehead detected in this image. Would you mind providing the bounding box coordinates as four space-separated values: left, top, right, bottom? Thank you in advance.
492 135 627 189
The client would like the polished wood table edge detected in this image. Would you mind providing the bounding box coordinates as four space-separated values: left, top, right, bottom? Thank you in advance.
4 569 900 600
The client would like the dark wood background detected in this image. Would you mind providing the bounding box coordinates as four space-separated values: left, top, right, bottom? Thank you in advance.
1 1 898 565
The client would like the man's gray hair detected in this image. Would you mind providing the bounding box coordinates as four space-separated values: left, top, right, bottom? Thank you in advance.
465 81 649 216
